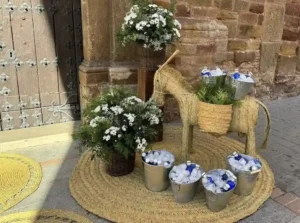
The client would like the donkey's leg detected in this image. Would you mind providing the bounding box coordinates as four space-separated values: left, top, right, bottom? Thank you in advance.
182 123 193 161
245 128 256 156
188 125 194 153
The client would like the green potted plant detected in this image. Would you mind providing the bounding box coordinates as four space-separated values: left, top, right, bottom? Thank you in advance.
74 87 163 176
118 0 181 51
118 0 182 102
196 77 237 135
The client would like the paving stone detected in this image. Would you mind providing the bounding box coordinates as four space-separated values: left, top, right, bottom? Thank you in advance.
275 193 299 206
271 187 285 199
288 216 300 223
292 187 300 197
245 199 297 223
277 174 300 192
287 199 300 214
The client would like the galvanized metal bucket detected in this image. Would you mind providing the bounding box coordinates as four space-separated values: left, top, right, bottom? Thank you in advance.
203 169 237 212
170 179 200 203
227 155 262 196
229 78 254 100
143 161 173 192
201 74 227 86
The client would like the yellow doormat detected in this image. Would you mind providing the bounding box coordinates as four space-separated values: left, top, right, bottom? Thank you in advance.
70 126 274 223
0 210 93 223
0 154 42 213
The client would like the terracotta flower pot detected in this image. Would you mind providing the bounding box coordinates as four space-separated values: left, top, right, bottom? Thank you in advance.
105 151 136 177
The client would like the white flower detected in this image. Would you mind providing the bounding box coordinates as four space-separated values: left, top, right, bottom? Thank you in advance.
118 134 122 138
149 4 158 8
124 113 136 125
103 135 111 141
122 125 127 132
174 19 182 29
95 116 105 122
122 96 143 105
173 28 181 38
110 106 124 115
105 126 120 136
90 119 97 128
151 116 160 125
135 137 147 152
102 104 108 112
159 15 166 27
94 106 101 113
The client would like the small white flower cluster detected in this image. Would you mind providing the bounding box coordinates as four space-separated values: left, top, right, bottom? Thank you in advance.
149 114 160 125
94 106 101 113
89 116 106 128
122 96 143 105
103 126 121 141
124 113 136 126
120 4 182 51
136 137 147 151
121 125 127 132
102 104 108 112
110 105 124 115
143 109 161 125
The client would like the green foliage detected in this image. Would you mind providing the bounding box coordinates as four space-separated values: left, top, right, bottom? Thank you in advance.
196 77 237 105
132 0 150 7
73 86 163 163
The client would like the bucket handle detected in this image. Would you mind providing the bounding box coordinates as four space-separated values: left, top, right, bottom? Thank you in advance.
250 169 261 175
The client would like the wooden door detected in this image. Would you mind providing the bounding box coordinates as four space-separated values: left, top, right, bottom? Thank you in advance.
0 0 82 131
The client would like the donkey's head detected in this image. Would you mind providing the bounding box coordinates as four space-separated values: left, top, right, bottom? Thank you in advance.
151 70 168 107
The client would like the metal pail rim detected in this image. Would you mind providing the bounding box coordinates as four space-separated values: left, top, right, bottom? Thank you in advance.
227 155 263 174
202 169 237 194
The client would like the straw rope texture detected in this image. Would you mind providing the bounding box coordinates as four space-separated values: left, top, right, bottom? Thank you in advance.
0 153 42 214
198 101 233 135
70 125 274 223
0 210 93 223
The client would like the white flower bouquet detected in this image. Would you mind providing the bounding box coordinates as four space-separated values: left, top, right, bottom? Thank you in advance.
118 0 181 51
74 87 163 162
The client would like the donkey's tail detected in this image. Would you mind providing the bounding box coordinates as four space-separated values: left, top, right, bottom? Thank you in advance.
255 99 271 150
157 50 180 73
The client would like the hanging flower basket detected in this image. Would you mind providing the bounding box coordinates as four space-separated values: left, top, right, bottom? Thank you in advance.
198 101 233 135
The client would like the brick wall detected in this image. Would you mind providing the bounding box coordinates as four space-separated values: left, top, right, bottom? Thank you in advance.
153 0 300 122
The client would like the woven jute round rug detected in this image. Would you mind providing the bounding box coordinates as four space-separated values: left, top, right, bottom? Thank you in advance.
0 153 42 213
0 210 93 223
70 126 274 223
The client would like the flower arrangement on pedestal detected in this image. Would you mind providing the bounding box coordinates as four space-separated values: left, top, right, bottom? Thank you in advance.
118 0 181 51
74 87 163 176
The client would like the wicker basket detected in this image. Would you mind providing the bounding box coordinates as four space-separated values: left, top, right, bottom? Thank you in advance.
105 152 136 177
198 101 233 135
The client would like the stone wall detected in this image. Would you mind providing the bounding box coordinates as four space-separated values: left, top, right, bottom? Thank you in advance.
152 0 300 122
79 0 300 122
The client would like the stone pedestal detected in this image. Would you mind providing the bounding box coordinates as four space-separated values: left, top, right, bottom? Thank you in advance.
79 0 139 110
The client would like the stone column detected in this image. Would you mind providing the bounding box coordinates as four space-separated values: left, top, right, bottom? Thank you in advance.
79 0 111 108
109 0 139 90
79 0 140 109
260 0 286 85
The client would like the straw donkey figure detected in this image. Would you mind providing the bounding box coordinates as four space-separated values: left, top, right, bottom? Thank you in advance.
151 50 271 161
